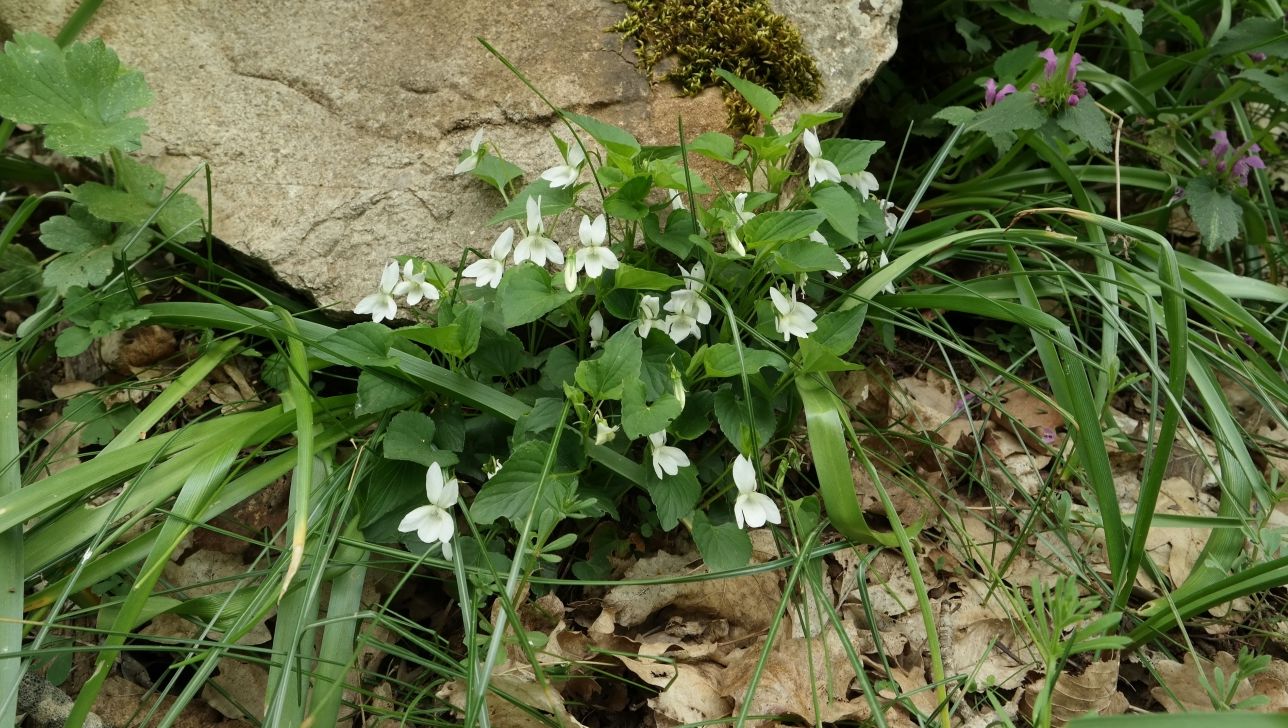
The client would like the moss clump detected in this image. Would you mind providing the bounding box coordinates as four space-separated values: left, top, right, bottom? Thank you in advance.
611 0 823 132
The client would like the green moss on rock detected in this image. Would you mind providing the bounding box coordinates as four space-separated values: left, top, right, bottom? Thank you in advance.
611 0 822 131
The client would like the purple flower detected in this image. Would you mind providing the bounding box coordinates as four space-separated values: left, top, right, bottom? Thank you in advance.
1073 81 1088 99
1210 130 1231 159
1040 427 1058 445
1040 48 1060 79
1068 94 1080 107
984 78 1017 107
1233 144 1266 187
1250 52 1268 62
1067 52 1083 82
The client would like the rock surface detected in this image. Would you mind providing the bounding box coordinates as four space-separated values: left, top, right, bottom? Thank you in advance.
2 0 900 309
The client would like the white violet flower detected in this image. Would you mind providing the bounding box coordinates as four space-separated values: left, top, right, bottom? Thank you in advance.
770 286 818 341
397 462 460 559
732 192 756 226
588 310 606 349
841 170 879 200
573 214 619 279
648 431 690 479
664 263 713 343
594 412 618 445
638 295 667 338
732 453 781 529
877 250 897 294
879 199 898 237
803 129 842 187
725 222 747 257
809 231 850 278
453 128 486 175
540 143 586 189
463 228 513 288
513 196 564 267
353 260 401 323
393 259 440 305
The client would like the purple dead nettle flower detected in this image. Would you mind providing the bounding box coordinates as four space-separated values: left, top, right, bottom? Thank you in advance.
1204 130 1266 188
1040 427 1058 445
984 78 1017 107
1033 47 1088 109
1250 52 1268 63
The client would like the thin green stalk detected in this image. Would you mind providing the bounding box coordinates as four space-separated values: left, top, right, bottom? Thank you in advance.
53 0 106 46
305 518 369 727
276 307 314 594
0 344 22 728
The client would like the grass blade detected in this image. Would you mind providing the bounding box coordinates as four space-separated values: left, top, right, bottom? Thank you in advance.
0 344 22 728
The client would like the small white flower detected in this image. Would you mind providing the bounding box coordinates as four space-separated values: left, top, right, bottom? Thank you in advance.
589 310 606 349
463 228 513 288
639 295 667 338
854 247 871 272
393 260 440 306
841 170 879 200
397 462 460 559
453 128 486 175
732 454 781 529
803 129 842 187
877 250 897 294
514 196 564 267
564 259 578 292
665 307 702 343
670 193 686 210
770 286 818 342
725 223 746 257
594 412 618 445
879 199 898 236
732 193 755 225
540 143 586 189
648 431 690 479
353 261 401 323
573 214 619 279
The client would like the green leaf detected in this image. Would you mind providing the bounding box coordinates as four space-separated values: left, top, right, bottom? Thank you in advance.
688 131 737 162
971 91 1045 151
71 155 204 243
1239 68 1288 105
808 185 860 243
397 304 482 359
496 263 576 328
799 338 863 373
603 174 653 221
810 305 867 356
42 246 116 292
774 240 847 274
713 69 780 120
993 41 1040 79
39 206 112 253
933 106 977 127
739 210 825 247
471 152 524 191
699 344 786 378
471 440 574 526
0 244 42 300
1030 0 1074 20
1056 101 1112 153
1185 178 1242 251
955 16 991 54
55 326 95 357
643 211 697 258
621 379 682 439
487 179 575 225
992 2 1073 32
383 411 438 466
355 370 421 416
312 322 395 368
564 111 641 158
818 139 884 175
692 511 752 571
647 465 699 531
0 33 152 156
612 263 681 291
1212 17 1288 58
1097 1 1143 34
713 383 775 452
575 325 642 400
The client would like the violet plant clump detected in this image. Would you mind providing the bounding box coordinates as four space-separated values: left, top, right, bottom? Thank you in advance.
1030 47 1089 113
1200 130 1266 189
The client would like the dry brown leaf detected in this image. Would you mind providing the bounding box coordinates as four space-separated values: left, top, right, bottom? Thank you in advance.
1025 656 1125 726
945 581 1038 691
438 674 587 728
94 675 252 728
720 631 870 726
202 658 267 721
892 373 973 450
987 384 1065 447
1151 652 1288 713
1140 477 1206 587
600 550 780 637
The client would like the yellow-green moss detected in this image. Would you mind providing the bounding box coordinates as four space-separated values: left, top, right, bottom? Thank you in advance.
611 0 823 132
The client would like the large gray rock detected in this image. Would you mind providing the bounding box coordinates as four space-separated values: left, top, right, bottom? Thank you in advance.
2 0 899 309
